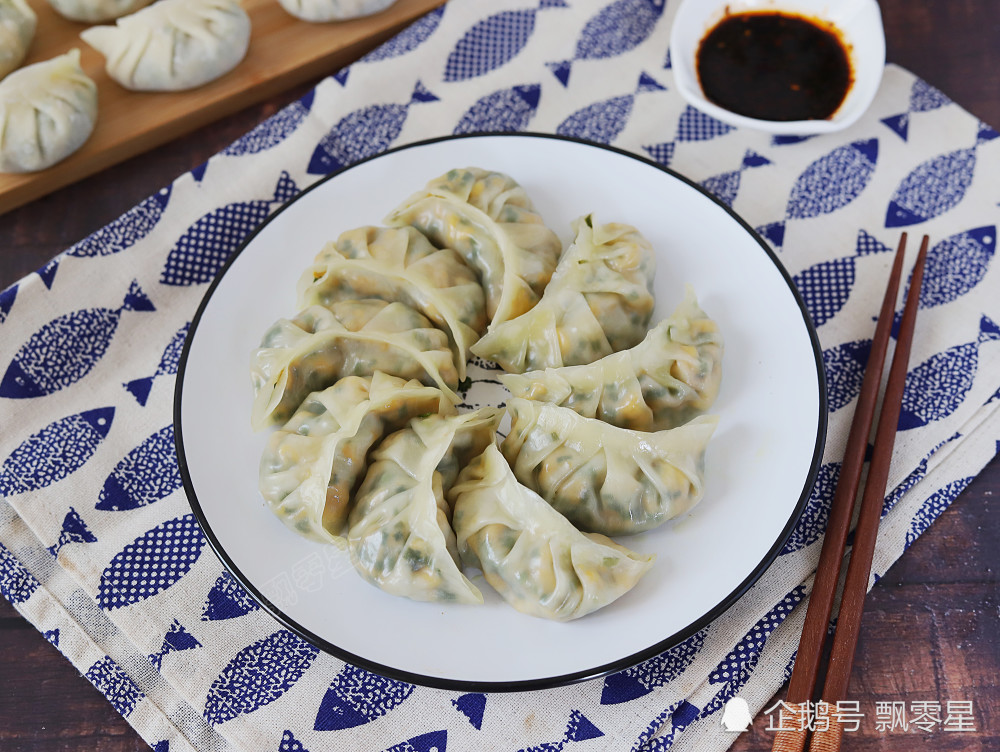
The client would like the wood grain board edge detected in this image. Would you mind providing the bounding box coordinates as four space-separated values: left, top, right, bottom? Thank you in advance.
0 0 445 216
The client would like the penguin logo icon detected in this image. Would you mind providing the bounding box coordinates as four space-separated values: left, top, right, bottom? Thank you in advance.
721 697 753 733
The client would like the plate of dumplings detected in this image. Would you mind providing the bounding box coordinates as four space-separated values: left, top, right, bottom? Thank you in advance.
176 132 827 690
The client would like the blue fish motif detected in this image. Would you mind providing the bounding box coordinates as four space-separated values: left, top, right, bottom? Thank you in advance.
0 282 16 324
202 572 260 621
556 72 664 144
700 150 771 207
898 316 1000 430
0 541 39 605
758 139 879 251
601 628 706 704
640 700 698 751
886 123 998 227
793 229 893 328
0 280 155 399
909 226 995 309
152 742 169 752
223 91 315 156
97 514 205 609
314 664 414 730
125 323 190 406
190 161 209 183
44 628 60 646
382 730 448 752
642 106 734 168
362 6 444 63
517 710 603 752
96 425 181 511
443 0 565 83
881 78 953 141
85 656 145 717
452 693 486 730
781 462 839 554
698 586 807 720
279 730 310 752
67 188 172 257
204 630 319 725
547 0 665 86
161 173 298 286
823 338 872 413
882 434 956 517
453 83 540 134
37 258 58 289
905 477 973 550
772 134 816 147
47 506 98 557
307 83 439 175
0 407 114 496
149 619 202 670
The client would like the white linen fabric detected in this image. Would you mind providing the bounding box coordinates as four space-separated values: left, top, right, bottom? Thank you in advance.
1 1 999 750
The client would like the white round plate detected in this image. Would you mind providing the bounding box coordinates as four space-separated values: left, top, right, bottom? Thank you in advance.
670 0 886 135
175 133 826 691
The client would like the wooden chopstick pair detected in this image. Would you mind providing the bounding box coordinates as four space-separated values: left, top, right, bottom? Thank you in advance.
771 232 930 752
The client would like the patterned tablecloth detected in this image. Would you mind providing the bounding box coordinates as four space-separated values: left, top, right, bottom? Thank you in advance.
2 0 999 750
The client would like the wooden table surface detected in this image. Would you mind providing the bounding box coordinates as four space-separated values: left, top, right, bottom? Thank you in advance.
1 1 998 750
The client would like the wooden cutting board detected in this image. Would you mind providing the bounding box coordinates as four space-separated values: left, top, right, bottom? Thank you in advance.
0 0 445 215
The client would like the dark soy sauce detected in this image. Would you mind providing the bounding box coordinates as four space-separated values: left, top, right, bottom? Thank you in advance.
696 11 853 121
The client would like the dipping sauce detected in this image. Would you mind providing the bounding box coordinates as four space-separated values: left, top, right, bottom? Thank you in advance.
696 11 854 122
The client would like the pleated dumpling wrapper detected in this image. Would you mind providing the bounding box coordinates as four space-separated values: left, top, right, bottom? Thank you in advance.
48 0 151 24
277 0 394 22
347 409 502 605
297 225 487 380
81 0 250 92
501 398 718 536
385 167 562 328
0 0 36 81
450 444 655 621
0 50 97 173
259 372 456 546
501 284 723 431
472 214 656 373
250 299 460 430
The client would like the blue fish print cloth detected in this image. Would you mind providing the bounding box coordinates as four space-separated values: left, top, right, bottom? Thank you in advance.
2 1 999 750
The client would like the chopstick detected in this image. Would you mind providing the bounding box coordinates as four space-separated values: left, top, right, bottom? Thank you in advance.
771 233 929 752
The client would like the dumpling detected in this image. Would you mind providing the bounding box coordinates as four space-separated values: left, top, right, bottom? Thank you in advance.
81 0 251 92
347 409 502 605
0 50 97 174
0 0 36 81
48 0 151 23
259 372 455 546
250 299 460 430
276 0 394 22
471 214 656 372
385 167 562 328
296 225 487 380
501 398 718 535
501 284 723 430
450 444 655 621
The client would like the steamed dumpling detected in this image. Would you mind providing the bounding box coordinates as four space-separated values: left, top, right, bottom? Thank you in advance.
347 409 502 605
0 50 97 174
0 0 36 81
48 0 152 23
385 167 562 328
81 0 251 92
297 225 487 380
250 299 461 430
501 284 723 430
501 398 718 535
451 445 655 621
472 214 656 372
259 372 455 545
277 0 394 22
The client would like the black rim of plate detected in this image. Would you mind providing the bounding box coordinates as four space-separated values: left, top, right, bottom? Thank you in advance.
174 131 828 693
